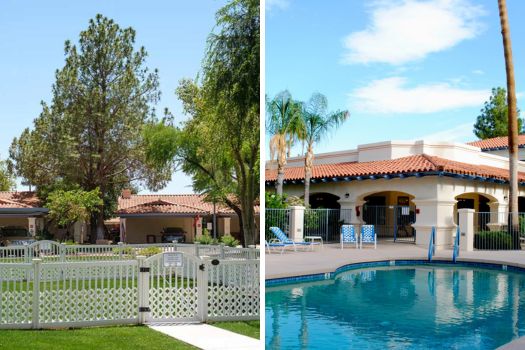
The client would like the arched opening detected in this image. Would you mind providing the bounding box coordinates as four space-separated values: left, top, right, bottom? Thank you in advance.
308 192 341 209
453 193 495 228
304 193 343 242
361 191 416 243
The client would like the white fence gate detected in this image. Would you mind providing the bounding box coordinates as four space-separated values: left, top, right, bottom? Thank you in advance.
0 249 259 329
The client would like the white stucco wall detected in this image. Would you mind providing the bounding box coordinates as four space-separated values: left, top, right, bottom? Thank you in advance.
275 175 523 249
124 217 195 244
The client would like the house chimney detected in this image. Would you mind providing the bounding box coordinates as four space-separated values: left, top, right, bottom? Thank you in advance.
121 189 132 199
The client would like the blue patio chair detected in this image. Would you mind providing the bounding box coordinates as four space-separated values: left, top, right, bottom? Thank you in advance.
360 225 376 249
269 227 319 251
265 240 285 254
340 224 358 250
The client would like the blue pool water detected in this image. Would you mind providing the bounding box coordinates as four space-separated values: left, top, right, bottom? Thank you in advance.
266 263 525 349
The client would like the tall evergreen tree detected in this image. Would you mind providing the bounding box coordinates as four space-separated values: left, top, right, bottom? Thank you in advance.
9 15 171 240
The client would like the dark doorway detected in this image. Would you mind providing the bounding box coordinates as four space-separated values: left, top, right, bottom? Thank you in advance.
309 193 341 209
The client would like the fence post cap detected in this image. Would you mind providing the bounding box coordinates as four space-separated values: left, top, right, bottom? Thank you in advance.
248 245 255 248
118 242 124 246
136 255 146 261
289 206 305 210
32 258 42 263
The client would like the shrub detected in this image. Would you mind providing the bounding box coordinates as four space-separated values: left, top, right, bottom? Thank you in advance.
138 246 162 256
113 246 134 256
220 235 240 247
196 231 218 245
474 231 513 250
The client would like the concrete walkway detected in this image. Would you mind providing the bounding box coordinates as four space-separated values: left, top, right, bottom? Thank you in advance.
266 240 525 279
149 323 260 350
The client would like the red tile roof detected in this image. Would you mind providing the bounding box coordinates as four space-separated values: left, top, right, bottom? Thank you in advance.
117 194 260 216
265 154 525 183
467 135 525 150
0 192 42 208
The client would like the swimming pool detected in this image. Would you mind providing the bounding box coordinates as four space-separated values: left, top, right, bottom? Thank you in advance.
266 261 525 349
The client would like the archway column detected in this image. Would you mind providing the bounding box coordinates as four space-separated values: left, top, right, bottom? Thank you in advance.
487 202 508 231
412 199 457 249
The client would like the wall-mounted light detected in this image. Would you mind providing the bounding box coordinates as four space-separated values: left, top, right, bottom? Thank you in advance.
504 196 508 201
345 193 350 199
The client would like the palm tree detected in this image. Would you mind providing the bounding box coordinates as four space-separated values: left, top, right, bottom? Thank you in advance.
498 0 519 247
267 90 303 196
301 93 349 207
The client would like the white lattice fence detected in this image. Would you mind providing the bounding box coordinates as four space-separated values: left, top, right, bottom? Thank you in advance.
0 251 259 328
38 260 138 328
206 259 260 321
0 263 33 328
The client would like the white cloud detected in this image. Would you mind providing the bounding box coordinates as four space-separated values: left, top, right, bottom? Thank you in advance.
472 69 484 75
349 77 489 114
342 0 485 65
266 0 290 12
419 122 474 142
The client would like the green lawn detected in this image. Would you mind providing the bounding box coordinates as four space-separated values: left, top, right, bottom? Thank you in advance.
211 320 260 339
0 326 197 350
0 321 260 349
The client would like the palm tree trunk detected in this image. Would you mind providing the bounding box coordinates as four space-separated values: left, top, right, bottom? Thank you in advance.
275 134 287 196
304 143 314 207
498 0 520 247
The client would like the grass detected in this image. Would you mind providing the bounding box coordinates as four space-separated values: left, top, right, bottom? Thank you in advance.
0 321 260 349
211 320 260 339
0 325 197 350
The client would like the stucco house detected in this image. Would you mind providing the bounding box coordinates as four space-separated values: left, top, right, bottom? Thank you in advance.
265 136 525 248
0 189 253 244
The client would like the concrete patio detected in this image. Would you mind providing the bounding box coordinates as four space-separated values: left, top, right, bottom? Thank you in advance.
265 240 525 279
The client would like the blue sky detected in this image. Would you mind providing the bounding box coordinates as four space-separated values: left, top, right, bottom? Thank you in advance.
0 0 226 194
266 0 525 157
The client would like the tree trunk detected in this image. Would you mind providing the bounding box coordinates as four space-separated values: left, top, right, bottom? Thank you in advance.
304 144 314 207
276 165 284 196
498 0 520 248
96 207 105 241
275 134 287 196
240 170 257 247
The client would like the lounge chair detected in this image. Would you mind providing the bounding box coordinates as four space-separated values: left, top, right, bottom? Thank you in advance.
340 224 358 249
265 240 285 254
360 225 376 249
269 227 319 251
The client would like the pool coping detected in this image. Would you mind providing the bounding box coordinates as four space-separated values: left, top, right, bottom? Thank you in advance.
265 258 525 287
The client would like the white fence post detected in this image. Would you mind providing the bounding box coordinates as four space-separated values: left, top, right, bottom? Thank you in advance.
289 206 305 241
60 243 66 262
248 245 256 259
197 259 208 322
458 208 474 252
220 243 225 259
32 258 42 329
137 256 150 324
194 242 200 257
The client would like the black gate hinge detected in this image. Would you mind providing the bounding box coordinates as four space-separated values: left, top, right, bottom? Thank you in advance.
140 267 150 272
139 307 150 312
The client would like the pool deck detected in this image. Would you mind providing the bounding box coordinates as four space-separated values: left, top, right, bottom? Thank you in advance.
265 240 525 280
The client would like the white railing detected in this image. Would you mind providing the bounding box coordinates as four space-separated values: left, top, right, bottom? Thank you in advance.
0 251 259 329
0 241 258 263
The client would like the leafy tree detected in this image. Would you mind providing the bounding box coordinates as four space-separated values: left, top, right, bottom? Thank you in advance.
473 87 522 139
9 14 171 240
300 93 349 207
0 159 14 191
267 90 303 196
144 0 259 246
46 188 103 241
